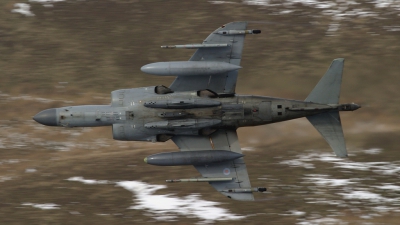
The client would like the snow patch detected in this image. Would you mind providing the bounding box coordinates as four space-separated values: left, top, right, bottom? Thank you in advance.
302 174 357 187
11 1 65 17
66 176 110 185
363 148 382 155
279 152 343 169
374 184 400 191
280 151 400 178
297 217 346 225
241 147 255 151
339 190 399 203
25 168 37 173
280 210 306 216
68 177 245 223
11 3 34 16
22 202 60 210
0 176 12 182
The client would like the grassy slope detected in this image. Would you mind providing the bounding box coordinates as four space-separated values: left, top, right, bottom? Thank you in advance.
1 0 400 224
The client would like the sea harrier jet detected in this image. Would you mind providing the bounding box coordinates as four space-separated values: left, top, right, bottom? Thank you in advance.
33 22 360 201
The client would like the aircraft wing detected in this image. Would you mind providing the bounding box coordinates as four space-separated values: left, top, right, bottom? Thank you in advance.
169 21 248 95
172 129 254 201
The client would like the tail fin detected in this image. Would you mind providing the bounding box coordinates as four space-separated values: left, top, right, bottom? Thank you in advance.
306 59 347 158
305 58 344 104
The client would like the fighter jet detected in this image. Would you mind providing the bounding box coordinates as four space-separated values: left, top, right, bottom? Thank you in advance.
33 22 360 201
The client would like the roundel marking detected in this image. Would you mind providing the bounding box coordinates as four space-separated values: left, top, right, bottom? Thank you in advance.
223 168 230 175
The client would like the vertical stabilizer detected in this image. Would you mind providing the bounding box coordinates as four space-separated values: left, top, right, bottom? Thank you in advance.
305 58 344 104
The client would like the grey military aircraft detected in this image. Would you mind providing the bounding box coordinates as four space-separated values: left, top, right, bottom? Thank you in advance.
33 22 360 201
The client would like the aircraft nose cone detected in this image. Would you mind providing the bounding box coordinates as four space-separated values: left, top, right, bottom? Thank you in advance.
33 108 57 126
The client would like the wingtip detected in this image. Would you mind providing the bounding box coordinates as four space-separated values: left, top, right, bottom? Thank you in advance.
334 58 345 62
336 152 348 158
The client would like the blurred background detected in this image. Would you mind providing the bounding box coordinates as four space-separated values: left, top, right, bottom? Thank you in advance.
1 0 400 224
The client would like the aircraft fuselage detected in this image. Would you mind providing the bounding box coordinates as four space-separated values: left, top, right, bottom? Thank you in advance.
33 86 358 143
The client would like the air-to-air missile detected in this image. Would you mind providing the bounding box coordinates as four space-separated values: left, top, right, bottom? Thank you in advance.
166 178 234 182
161 43 230 49
140 61 241 76
217 29 261 35
222 187 267 193
144 98 221 109
144 150 244 166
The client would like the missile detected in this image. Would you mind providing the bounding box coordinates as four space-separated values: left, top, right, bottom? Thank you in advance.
166 178 233 182
217 29 261 35
140 61 241 76
222 187 267 193
161 43 229 49
144 150 244 166
144 98 221 109
144 119 221 129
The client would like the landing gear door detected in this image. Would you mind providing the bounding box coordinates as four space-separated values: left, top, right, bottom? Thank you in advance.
258 101 272 121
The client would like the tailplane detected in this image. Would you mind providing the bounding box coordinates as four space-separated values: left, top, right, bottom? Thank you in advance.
307 111 347 157
306 58 348 158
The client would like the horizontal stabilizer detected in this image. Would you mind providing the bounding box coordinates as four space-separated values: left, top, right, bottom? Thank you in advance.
307 111 348 158
305 58 344 104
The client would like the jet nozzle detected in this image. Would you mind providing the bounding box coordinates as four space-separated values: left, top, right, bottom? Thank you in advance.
339 103 361 111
